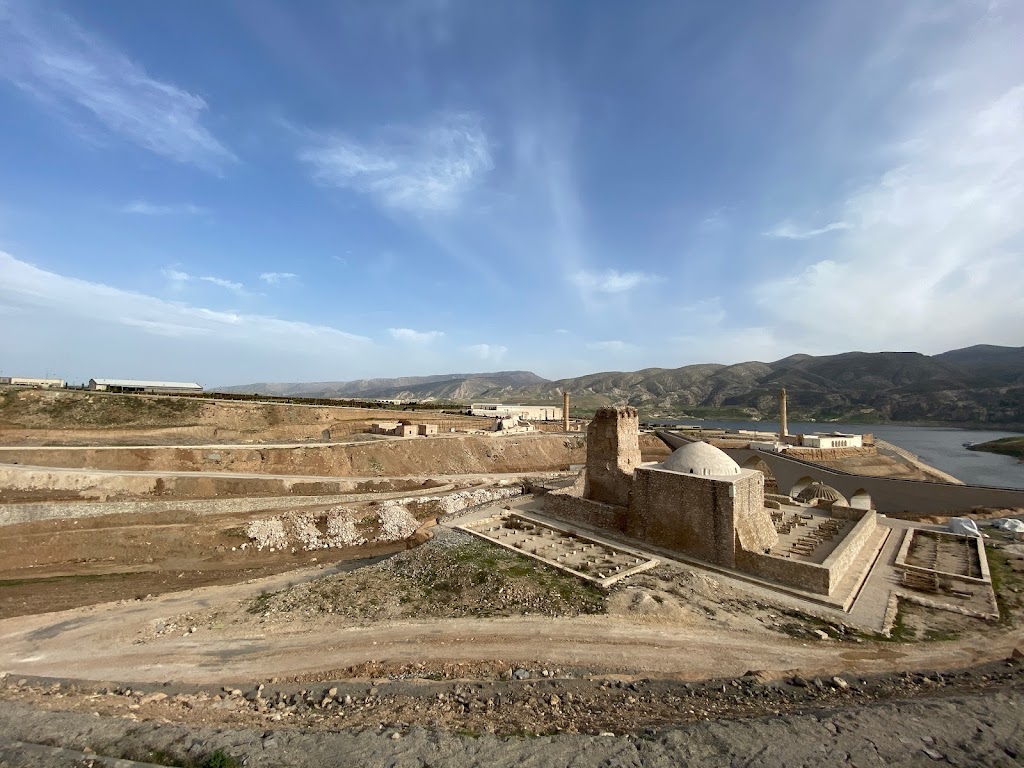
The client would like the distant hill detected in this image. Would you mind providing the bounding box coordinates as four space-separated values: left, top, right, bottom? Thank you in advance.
219 345 1024 426
218 371 551 402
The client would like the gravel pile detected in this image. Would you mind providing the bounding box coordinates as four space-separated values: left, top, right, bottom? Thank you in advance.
244 518 288 551
375 503 420 542
243 486 524 553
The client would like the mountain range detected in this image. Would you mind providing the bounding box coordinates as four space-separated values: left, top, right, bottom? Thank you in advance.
219 345 1024 426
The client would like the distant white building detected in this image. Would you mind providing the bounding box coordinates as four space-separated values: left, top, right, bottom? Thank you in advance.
800 432 863 449
88 379 203 394
469 403 563 421
0 377 65 388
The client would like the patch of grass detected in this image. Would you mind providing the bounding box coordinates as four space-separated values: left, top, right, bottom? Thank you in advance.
880 606 916 642
247 589 278 615
986 545 1023 628
200 750 240 768
922 628 960 641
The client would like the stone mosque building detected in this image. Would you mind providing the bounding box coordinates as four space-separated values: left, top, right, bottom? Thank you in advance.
545 407 880 597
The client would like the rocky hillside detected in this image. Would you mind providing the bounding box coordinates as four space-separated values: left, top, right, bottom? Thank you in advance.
219 371 548 402
222 345 1024 426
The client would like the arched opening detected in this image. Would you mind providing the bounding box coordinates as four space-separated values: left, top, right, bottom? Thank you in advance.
790 476 816 498
742 455 779 494
850 488 873 510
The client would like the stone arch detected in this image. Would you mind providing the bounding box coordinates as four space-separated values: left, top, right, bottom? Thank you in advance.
741 455 779 494
850 488 873 510
790 475 816 498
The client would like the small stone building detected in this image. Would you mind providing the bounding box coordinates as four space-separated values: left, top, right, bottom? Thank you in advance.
628 441 776 569
544 407 875 595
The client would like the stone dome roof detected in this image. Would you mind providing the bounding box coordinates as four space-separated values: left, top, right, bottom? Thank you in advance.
660 441 741 477
796 482 847 505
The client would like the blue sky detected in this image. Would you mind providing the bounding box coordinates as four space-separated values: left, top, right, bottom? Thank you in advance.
1 0 1022 386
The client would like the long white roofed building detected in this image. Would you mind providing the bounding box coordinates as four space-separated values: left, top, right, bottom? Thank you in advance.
88 379 202 394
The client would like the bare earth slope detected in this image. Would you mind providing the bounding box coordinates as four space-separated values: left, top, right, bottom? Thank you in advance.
0 388 496 446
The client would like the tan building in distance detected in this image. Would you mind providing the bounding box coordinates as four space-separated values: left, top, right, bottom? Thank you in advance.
0 377 65 388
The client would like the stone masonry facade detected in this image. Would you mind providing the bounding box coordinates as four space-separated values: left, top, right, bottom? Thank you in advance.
583 407 641 507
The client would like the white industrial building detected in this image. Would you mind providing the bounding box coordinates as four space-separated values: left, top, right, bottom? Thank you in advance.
800 432 863 449
88 379 203 394
0 377 65 388
469 403 563 421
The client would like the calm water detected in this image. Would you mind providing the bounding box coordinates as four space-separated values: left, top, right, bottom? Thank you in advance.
654 419 1024 489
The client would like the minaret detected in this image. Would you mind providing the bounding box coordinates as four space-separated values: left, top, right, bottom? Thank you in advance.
562 391 570 432
779 388 789 439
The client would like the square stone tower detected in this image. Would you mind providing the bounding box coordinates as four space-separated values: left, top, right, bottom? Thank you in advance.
584 406 641 507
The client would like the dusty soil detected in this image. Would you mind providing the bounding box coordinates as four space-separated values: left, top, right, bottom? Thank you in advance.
0 433 587 479
0 388 498 446
809 454 953 483
0 502 438 620
2 526 1024 765
638 433 672 462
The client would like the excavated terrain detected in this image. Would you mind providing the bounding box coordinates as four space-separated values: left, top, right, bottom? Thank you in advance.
4 390 1024 766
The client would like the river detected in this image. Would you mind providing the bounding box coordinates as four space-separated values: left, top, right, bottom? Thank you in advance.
652 419 1024 489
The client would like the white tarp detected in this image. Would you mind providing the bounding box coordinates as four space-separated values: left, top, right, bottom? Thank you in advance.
992 518 1024 533
948 517 981 536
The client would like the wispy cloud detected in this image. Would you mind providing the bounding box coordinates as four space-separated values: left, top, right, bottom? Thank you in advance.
570 269 660 294
586 340 627 352
466 343 507 362
121 201 208 216
763 221 852 240
1 250 370 352
388 327 444 343
199 276 245 294
259 272 297 286
756 6 1024 355
162 267 247 296
0 1 234 169
300 112 492 215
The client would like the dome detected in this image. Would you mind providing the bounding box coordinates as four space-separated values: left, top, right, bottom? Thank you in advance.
796 482 847 505
660 441 741 477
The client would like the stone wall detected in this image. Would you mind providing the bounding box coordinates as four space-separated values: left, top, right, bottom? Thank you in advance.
737 550 831 594
583 407 640 507
544 489 628 532
736 509 877 595
627 467 764 568
820 509 877 586
734 472 778 554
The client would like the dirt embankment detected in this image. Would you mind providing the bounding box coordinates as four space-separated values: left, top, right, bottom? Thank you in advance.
639 433 672 462
809 454 954 482
0 433 586 478
0 388 497 446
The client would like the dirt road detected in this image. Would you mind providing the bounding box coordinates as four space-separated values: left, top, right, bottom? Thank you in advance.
1 556 1020 686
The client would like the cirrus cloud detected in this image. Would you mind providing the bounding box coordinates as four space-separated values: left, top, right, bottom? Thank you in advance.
300 112 493 216
388 327 445 344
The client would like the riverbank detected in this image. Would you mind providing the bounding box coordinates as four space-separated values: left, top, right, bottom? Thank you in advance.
972 437 1024 462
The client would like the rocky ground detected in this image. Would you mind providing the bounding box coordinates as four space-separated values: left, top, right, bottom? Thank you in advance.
250 528 606 623
1 658 1023 766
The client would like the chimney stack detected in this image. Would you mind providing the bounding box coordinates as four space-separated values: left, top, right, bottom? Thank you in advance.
563 391 570 432
779 388 788 439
